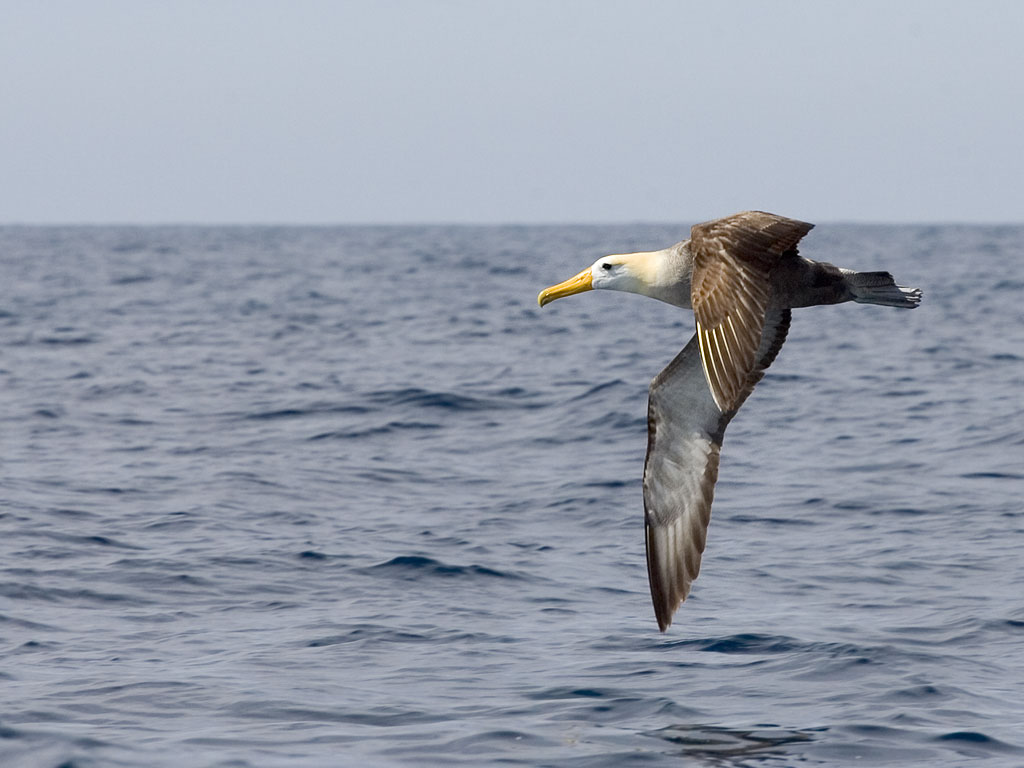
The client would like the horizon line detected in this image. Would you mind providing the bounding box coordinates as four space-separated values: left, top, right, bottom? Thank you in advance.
1 217 1021 228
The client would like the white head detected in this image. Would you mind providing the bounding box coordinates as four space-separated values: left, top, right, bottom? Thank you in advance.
538 252 658 307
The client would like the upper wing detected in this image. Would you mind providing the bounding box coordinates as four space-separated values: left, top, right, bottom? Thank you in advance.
644 308 791 631
690 211 813 412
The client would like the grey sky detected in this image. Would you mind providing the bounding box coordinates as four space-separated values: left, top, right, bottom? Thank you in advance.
2 0 1022 224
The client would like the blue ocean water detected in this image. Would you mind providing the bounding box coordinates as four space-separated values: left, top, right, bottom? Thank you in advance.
0 223 1022 767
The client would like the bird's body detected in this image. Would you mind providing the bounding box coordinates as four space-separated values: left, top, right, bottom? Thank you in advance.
538 211 921 631
572 236 881 311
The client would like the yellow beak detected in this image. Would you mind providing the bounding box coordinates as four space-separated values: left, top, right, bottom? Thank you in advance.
537 268 593 307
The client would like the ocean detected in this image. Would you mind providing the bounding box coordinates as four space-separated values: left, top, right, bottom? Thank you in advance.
1 223 1022 767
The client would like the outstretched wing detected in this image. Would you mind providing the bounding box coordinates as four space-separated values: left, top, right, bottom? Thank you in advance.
644 308 791 631
690 211 812 412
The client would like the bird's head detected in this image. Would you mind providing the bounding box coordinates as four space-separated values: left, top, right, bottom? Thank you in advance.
537 253 655 307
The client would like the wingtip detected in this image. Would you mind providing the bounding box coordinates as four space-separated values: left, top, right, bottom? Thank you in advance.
651 587 681 632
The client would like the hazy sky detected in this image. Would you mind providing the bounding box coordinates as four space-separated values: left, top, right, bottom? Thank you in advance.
2 1 1022 224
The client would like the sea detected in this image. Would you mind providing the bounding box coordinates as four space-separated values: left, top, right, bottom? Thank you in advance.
0 223 1022 767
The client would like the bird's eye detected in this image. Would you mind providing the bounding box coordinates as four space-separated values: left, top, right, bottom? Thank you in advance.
601 262 613 271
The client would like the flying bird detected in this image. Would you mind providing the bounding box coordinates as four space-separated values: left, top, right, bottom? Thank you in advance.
537 211 921 631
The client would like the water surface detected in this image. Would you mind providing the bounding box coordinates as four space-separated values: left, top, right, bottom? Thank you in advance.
1 223 1022 766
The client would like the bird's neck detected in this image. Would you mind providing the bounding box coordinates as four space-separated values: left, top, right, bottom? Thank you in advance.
619 245 692 309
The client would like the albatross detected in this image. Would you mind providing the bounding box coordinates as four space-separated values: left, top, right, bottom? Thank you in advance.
537 211 921 631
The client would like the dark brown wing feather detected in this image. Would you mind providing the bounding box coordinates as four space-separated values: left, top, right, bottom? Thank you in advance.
690 212 812 412
644 308 792 631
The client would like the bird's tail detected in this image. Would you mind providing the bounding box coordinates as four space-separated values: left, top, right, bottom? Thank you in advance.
845 270 922 308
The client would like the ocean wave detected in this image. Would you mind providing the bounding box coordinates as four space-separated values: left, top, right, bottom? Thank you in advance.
363 555 526 581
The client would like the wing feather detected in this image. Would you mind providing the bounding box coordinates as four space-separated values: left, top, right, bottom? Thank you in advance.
690 211 812 412
643 308 792 630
